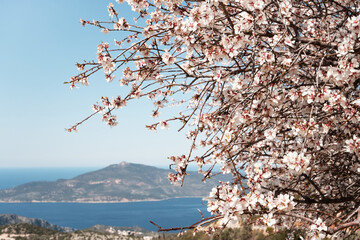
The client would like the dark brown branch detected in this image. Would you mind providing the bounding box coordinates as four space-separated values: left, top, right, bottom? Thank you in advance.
219 3 235 35
294 196 355 204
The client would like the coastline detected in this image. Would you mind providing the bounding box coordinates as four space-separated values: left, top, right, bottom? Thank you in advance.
0 196 207 204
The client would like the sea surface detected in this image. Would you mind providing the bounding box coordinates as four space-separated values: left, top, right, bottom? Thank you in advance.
0 199 209 231
0 168 210 231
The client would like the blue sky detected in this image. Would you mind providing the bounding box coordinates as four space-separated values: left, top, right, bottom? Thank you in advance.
0 0 190 167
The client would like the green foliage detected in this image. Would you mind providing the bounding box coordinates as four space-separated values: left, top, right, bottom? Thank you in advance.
265 229 305 240
266 227 274 234
213 225 254 240
166 231 208 240
265 229 289 240
165 224 312 240
166 224 266 240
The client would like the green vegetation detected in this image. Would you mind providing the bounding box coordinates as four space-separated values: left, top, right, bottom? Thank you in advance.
0 223 58 235
165 225 308 240
0 214 75 232
0 223 153 239
1 223 359 240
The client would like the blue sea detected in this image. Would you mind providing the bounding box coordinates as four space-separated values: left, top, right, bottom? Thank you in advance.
0 167 100 190
0 168 210 231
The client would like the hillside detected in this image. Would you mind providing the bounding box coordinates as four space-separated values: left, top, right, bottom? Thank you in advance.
0 223 160 240
0 215 161 239
0 214 75 232
0 162 229 202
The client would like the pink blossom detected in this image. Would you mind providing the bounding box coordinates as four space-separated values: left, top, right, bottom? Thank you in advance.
161 50 176 65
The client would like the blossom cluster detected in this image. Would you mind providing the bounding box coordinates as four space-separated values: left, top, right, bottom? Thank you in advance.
69 0 360 238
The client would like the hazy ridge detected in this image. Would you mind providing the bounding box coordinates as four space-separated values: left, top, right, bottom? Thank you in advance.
0 162 229 202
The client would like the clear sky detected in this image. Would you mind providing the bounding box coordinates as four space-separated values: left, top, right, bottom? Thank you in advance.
0 0 190 167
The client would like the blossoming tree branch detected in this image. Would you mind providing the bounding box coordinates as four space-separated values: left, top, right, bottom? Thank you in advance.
67 0 360 238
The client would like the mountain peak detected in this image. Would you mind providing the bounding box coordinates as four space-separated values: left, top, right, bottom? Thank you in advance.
118 161 129 166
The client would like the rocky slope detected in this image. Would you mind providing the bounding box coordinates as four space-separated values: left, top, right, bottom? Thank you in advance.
0 214 75 232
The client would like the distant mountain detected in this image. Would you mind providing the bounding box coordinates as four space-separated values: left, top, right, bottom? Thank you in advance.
0 214 75 232
0 162 229 202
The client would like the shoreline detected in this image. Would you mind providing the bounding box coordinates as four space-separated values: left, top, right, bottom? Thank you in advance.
0 196 207 204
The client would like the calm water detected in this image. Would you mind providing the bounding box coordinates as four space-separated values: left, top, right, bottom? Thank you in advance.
0 168 210 231
0 199 209 231
0 168 99 190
